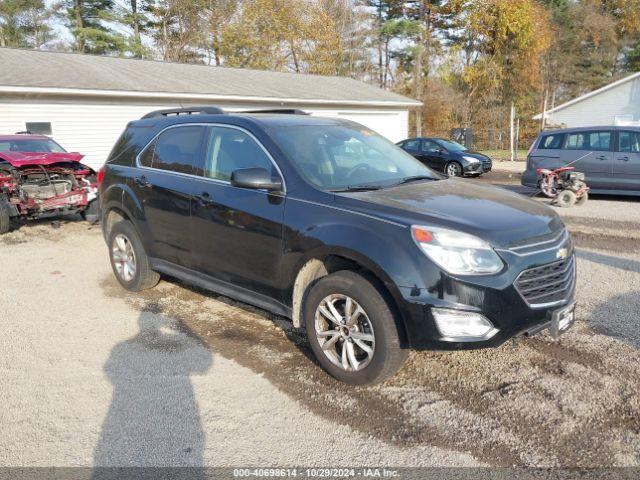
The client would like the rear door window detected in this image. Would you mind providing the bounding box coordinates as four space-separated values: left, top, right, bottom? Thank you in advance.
197 126 273 181
564 131 611 151
565 132 587 150
618 131 640 152
587 131 611 151
538 133 564 149
421 140 441 153
149 126 206 174
403 139 420 151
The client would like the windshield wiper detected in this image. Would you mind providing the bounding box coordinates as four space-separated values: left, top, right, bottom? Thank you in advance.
393 175 437 186
330 184 384 192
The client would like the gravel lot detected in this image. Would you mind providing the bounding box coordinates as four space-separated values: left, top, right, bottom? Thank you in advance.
1 166 639 468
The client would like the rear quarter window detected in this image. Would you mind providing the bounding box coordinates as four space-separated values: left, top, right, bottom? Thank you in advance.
538 133 564 149
138 140 156 167
107 125 158 167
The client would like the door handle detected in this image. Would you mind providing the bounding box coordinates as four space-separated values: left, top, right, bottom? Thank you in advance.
618 156 630 162
194 192 214 207
596 155 608 161
135 175 152 188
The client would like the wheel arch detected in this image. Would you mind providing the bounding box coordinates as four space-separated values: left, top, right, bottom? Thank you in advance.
289 249 409 345
102 205 130 241
100 182 150 244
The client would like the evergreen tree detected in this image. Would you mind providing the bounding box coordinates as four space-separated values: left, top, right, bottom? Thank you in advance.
62 0 126 54
0 0 52 48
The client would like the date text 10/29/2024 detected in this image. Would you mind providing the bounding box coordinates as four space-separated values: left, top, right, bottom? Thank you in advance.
233 468 400 478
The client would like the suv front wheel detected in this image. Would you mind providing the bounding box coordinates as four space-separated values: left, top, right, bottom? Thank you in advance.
304 271 408 385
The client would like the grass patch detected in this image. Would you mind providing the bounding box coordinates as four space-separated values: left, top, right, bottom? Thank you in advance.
480 150 528 162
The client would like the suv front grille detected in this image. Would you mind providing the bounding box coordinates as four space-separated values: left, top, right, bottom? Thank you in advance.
515 255 575 308
508 228 569 256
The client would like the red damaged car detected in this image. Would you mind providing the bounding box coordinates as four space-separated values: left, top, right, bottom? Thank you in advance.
0 134 99 234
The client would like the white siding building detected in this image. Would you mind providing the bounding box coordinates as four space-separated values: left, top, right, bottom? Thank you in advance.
0 48 420 170
535 72 640 128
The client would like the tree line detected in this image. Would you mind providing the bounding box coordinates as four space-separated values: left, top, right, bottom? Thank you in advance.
1 0 640 147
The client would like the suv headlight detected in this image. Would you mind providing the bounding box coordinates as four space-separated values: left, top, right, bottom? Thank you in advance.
411 226 504 275
462 156 480 163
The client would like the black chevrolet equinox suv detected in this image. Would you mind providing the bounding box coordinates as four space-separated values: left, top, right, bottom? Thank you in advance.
99 107 576 385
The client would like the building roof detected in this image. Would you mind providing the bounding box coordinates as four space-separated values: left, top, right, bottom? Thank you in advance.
534 71 640 120
0 48 420 108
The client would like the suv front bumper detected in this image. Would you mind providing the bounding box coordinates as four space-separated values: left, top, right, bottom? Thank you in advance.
398 292 576 350
393 254 577 350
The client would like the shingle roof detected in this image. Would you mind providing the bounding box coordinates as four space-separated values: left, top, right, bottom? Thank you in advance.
0 48 420 107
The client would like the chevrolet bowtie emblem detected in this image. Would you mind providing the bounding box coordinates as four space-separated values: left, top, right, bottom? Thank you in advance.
557 247 569 260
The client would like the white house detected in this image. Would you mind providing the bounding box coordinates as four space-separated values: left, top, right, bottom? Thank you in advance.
535 71 640 129
0 48 420 169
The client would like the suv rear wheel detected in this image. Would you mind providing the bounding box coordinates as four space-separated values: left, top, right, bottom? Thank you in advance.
108 221 160 291
304 271 408 385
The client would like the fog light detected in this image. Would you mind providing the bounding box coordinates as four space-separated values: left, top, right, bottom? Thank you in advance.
431 308 498 341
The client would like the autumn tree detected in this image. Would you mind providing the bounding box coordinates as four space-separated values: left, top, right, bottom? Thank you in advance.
147 0 207 63
600 0 640 76
321 0 375 79
201 0 237 66
216 0 365 75
1 0 638 147
433 0 552 144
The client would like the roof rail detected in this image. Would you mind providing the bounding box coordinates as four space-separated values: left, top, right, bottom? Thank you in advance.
241 109 309 115
141 106 225 119
15 131 33 135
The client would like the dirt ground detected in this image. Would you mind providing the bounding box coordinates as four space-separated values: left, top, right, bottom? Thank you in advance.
1 168 639 467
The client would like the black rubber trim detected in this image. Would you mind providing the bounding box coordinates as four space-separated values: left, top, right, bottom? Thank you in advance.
150 258 292 318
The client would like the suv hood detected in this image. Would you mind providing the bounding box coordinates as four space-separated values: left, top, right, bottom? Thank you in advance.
334 178 563 248
0 151 84 167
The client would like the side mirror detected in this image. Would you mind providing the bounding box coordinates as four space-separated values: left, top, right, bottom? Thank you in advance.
230 167 283 192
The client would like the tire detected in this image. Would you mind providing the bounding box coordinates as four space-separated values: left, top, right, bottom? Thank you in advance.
108 221 160 292
0 202 10 235
556 190 577 208
445 161 463 177
575 192 588 206
81 199 101 224
304 270 408 385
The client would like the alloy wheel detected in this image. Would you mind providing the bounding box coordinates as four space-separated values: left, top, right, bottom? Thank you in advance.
112 233 137 282
314 294 375 371
446 162 462 176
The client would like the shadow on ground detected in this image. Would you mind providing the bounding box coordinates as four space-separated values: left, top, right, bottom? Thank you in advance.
100 273 640 468
577 249 640 274
93 304 212 472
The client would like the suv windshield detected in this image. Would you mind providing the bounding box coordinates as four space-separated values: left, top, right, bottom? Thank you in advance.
272 125 439 190
0 138 66 153
436 139 467 152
